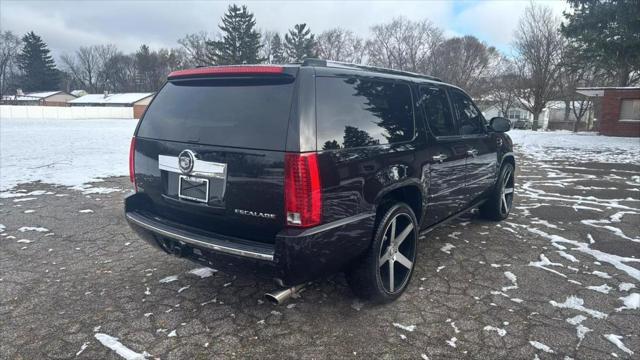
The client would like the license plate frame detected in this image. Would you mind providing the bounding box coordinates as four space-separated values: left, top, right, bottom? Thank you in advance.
178 175 210 203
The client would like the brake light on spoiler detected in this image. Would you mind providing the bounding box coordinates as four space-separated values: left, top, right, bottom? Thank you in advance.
168 65 284 79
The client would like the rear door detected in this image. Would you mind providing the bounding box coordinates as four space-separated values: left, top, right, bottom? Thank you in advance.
448 88 498 205
418 84 468 228
134 72 298 243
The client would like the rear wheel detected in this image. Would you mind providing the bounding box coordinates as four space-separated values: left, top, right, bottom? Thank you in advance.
346 203 418 303
480 162 515 221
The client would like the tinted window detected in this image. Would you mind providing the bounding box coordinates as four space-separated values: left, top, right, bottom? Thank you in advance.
419 86 456 137
316 77 414 150
449 89 486 135
137 79 294 150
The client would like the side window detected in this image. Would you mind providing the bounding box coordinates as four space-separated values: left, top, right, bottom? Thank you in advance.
316 77 414 150
418 86 457 137
450 89 486 135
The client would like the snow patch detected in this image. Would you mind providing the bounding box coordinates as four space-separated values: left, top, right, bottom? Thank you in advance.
549 296 607 319
615 293 639 312
446 337 457 348
502 271 518 292
18 226 49 232
483 325 506 337
604 334 634 356
529 341 554 353
159 275 178 283
529 254 566 278
440 243 455 254
94 333 150 360
557 251 579 263
76 342 89 356
566 315 591 347
592 271 612 279
619 283 635 292
586 284 612 294
392 323 416 332
188 267 217 279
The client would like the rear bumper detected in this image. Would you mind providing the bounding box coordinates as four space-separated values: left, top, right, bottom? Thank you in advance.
125 194 375 286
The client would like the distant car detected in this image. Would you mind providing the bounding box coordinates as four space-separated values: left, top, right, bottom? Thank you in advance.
125 59 516 303
513 119 532 129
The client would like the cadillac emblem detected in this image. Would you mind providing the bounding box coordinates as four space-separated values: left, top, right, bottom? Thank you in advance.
178 149 196 174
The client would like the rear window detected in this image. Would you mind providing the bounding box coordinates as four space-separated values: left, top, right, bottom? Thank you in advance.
316 77 414 150
137 78 294 150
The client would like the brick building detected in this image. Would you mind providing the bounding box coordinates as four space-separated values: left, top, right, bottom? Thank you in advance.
576 87 640 137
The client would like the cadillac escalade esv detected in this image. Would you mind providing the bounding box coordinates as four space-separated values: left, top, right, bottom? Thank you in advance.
125 59 515 303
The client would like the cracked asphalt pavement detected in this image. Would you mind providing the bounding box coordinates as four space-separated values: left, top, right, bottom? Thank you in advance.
1 152 639 359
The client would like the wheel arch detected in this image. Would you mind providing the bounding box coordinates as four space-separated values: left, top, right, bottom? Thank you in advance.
374 183 424 227
500 152 515 172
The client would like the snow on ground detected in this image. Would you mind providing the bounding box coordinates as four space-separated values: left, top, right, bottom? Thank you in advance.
0 118 137 191
392 323 416 332
509 129 640 164
94 333 149 360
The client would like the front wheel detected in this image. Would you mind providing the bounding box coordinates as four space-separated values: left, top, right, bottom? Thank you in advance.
480 162 515 221
346 203 418 303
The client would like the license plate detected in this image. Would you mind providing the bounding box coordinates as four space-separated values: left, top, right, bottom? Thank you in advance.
178 175 209 203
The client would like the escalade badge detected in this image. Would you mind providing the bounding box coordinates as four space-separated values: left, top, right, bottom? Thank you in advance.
235 209 276 219
178 149 196 174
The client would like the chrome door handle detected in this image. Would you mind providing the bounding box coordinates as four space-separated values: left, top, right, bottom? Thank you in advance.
432 154 448 162
467 149 478 157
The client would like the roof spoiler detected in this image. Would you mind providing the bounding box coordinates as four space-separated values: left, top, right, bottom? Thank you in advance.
168 65 285 80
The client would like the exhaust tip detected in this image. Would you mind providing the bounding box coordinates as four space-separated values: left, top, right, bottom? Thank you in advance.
264 284 306 305
264 292 282 305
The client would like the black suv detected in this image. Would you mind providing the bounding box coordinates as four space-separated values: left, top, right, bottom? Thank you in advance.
125 60 515 303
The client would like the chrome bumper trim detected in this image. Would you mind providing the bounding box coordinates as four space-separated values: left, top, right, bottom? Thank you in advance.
126 212 274 261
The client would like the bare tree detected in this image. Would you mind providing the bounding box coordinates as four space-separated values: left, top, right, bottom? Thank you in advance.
178 32 215 66
486 62 520 119
430 35 501 96
316 28 366 63
367 17 443 72
62 44 118 93
513 4 565 130
259 30 277 63
0 31 22 97
102 53 136 92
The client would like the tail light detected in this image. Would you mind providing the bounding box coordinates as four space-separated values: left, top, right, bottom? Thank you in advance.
284 153 321 227
129 137 137 192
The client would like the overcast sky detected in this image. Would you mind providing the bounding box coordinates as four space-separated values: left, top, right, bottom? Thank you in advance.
1 0 569 59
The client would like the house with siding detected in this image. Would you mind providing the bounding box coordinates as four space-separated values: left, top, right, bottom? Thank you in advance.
1 90 76 106
68 92 154 119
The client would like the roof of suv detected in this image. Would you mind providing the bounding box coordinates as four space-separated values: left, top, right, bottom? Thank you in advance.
299 58 443 83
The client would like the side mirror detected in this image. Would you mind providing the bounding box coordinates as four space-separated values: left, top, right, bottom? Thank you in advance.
490 117 511 133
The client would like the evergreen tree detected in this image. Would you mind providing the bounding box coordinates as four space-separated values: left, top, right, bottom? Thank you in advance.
561 0 640 86
271 33 286 63
343 125 378 148
208 4 263 65
284 24 317 62
16 31 60 91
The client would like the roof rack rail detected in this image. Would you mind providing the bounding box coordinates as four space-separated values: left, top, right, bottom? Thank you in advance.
301 58 442 82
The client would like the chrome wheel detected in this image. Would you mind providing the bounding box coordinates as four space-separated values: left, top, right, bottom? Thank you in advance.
378 213 416 293
500 167 514 216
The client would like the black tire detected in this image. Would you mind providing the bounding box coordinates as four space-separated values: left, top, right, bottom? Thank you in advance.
346 203 418 303
480 162 515 221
